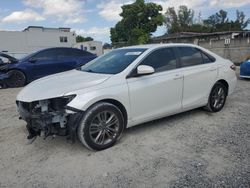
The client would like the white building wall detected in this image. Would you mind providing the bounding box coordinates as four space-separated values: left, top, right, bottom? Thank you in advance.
74 41 103 56
0 27 76 58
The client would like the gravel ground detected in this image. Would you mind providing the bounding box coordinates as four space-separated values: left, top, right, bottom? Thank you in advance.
0 69 249 188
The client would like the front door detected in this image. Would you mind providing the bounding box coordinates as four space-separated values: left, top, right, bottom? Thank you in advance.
127 47 183 124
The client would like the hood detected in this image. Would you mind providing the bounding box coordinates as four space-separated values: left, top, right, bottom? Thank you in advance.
0 53 18 70
17 70 112 102
0 53 18 64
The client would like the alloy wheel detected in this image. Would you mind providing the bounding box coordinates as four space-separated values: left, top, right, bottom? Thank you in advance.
89 111 119 145
211 86 226 110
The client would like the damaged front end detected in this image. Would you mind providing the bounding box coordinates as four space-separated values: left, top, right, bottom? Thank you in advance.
16 95 83 143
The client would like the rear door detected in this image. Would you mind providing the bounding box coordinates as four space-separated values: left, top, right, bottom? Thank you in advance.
177 47 218 110
127 47 183 123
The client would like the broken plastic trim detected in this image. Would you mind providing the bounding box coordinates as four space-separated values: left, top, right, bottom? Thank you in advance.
16 94 84 143
65 106 83 113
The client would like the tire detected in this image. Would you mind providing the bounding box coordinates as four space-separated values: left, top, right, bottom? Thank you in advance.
205 82 227 112
77 102 125 151
6 70 26 87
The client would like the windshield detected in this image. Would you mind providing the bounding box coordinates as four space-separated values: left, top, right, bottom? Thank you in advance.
19 52 36 62
81 48 147 74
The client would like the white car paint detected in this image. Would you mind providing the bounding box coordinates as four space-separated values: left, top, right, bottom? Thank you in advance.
17 43 237 127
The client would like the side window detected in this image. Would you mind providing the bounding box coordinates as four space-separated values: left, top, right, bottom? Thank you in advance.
32 50 54 60
178 47 203 67
69 48 93 56
201 51 215 63
32 49 65 60
140 48 177 72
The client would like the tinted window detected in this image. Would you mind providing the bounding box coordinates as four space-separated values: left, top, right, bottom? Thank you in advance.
32 49 60 60
201 51 215 63
81 48 146 74
32 48 94 61
68 48 93 56
178 47 203 67
140 48 177 72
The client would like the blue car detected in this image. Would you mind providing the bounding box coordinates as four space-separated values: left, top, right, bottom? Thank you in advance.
240 58 250 78
0 47 97 87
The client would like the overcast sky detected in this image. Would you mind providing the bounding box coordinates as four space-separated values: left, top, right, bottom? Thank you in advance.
0 0 250 43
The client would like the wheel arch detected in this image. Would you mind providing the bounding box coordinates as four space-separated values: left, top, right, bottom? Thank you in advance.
7 68 28 85
8 68 27 79
90 98 128 128
216 79 229 96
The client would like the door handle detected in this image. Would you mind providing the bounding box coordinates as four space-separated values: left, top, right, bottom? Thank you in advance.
173 74 183 80
209 67 217 71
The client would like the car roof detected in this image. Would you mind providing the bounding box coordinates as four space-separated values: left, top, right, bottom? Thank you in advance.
32 47 95 55
121 43 200 50
38 47 81 51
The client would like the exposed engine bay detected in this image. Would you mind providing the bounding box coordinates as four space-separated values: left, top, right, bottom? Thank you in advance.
16 95 83 142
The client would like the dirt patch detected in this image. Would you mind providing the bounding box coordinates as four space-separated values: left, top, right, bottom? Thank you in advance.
0 70 249 188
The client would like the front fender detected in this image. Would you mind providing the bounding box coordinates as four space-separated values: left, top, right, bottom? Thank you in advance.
66 84 131 119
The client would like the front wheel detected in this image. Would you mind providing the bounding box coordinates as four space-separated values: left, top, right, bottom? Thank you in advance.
205 82 227 112
77 102 125 151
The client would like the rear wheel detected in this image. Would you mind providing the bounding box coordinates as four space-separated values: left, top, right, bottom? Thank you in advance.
6 70 26 87
77 102 125 151
205 82 227 112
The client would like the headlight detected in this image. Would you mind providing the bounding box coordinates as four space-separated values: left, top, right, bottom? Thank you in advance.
62 94 76 103
49 95 76 111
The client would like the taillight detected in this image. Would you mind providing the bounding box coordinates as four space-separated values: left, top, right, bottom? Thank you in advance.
230 64 236 71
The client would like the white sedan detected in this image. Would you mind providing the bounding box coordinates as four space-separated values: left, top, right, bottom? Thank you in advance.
16 44 237 150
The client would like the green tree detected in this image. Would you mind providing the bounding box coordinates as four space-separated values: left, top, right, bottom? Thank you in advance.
76 35 94 43
165 6 195 33
178 6 194 28
235 10 250 29
165 7 179 33
110 0 164 46
165 7 250 33
204 10 229 31
204 10 250 31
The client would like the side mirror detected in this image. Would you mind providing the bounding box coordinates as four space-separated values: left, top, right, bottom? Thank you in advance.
137 65 155 75
29 57 37 63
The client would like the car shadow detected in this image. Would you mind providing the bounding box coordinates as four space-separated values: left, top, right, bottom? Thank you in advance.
125 108 206 134
25 108 204 153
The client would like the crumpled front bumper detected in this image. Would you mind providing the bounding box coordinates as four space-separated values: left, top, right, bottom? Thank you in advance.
17 101 84 142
